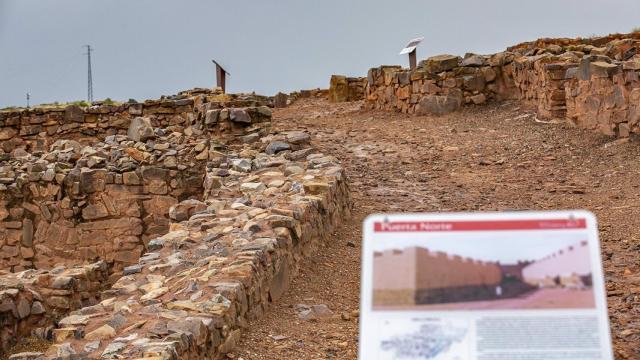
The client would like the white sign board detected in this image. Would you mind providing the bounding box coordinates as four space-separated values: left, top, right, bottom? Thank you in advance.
399 37 424 55
359 211 613 360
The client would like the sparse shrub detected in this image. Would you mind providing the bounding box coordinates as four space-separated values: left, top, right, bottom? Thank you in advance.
103 98 114 105
68 100 90 107
127 98 138 104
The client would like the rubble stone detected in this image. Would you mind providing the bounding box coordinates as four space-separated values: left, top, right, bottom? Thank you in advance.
127 117 155 142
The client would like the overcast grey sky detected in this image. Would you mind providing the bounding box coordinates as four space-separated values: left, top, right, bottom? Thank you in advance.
1 0 639 107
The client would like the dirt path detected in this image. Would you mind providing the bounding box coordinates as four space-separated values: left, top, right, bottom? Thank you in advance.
234 98 640 359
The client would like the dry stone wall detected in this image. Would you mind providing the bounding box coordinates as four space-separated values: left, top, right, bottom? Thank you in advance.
0 91 273 275
364 33 640 138
0 261 109 351
0 89 280 354
0 88 273 153
565 57 640 137
328 75 366 103
365 54 518 115
8 129 350 359
0 88 352 358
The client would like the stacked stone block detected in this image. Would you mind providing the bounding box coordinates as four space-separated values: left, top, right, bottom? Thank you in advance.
365 53 518 115
0 261 109 351
565 57 640 137
328 75 366 103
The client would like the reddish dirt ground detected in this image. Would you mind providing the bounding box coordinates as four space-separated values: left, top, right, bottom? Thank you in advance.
233 98 640 359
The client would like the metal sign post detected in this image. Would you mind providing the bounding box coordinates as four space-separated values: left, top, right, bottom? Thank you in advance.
399 37 424 70
211 59 230 93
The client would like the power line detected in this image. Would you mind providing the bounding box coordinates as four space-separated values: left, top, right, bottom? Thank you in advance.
84 45 93 102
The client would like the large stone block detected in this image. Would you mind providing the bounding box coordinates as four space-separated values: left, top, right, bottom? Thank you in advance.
463 74 486 92
415 93 463 116
422 55 461 74
63 105 84 123
329 75 348 103
79 169 107 193
0 128 17 141
127 117 155 142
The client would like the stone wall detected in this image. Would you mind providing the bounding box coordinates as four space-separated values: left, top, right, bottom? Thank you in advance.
0 91 273 275
328 75 366 103
0 148 207 273
0 88 273 153
1 88 276 272
364 33 640 138
7 129 351 359
0 261 109 351
565 57 640 137
0 87 353 357
288 89 329 106
512 56 578 119
365 54 517 115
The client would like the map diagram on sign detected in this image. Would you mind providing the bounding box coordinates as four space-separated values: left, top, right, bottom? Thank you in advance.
380 322 468 359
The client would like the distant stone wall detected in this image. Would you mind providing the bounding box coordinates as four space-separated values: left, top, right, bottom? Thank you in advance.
0 89 273 153
365 54 518 115
328 75 366 102
286 89 328 106
364 33 640 138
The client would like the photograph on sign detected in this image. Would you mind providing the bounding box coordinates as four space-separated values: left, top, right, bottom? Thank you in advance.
373 237 594 311
359 211 613 360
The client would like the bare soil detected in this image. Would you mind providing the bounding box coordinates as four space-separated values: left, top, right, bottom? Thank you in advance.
234 98 640 359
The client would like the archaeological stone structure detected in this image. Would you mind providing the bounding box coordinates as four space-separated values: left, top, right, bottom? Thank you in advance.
0 88 351 359
364 33 640 138
328 75 366 103
1 31 639 359
0 89 273 274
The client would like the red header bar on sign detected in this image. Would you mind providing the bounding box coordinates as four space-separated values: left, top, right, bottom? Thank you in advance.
373 218 587 232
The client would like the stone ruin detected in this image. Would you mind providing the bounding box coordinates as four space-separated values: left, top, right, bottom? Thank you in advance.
360 32 640 138
328 75 366 103
2 31 639 359
0 88 351 359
